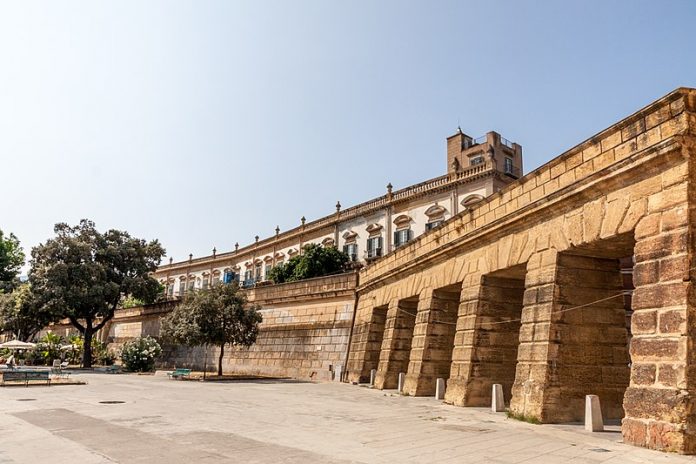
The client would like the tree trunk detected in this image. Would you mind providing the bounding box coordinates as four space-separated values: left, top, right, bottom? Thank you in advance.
83 324 93 368
218 344 225 376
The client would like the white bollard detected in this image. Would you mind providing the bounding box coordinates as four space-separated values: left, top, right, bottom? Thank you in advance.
435 378 446 400
492 384 505 412
398 372 406 393
370 369 376 386
585 395 604 432
334 364 342 382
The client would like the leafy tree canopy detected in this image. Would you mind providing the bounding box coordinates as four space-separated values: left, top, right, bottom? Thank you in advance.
0 229 25 293
0 283 55 341
268 243 349 284
161 283 262 376
30 220 165 367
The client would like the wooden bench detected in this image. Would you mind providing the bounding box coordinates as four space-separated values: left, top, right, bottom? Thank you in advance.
2 370 51 386
167 368 192 380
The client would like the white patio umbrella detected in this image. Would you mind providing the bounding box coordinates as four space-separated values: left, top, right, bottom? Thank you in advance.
0 340 36 350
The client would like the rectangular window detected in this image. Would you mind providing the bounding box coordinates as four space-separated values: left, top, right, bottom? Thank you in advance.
179 281 186 295
255 264 262 281
470 155 484 166
265 264 272 280
212 275 220 285
393 229 412 248
188 280 195 290
504 157 514 174
426 221 443 231
367 236 383 258
243 269 254 288
343 243 358 261
223 271 234 284
202 276 210 289
168 284 174 296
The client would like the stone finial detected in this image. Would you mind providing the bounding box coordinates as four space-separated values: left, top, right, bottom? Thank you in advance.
234 242 239 252
169 257 173 265
275 225 280 237
386 183 393 200
212 247 217 258
301 216 306 226
188 253 193 263
336 201 341 212
255 235 259 243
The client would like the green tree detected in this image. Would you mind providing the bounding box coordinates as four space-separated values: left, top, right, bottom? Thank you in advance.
268 243 349 284
30 220 165 367
161 283 262 376
0 284 54 341
0 229 25 293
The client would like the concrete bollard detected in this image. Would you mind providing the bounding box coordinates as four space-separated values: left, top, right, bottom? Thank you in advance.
334 365 342 382
397 372 406 393
492 384 505 412
585 395 604 432
370 369 376 386
435 378 446 400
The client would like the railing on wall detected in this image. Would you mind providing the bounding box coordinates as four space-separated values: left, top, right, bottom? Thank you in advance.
159 160 497 271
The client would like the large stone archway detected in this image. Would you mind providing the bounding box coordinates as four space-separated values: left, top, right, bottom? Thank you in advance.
347 88 696 453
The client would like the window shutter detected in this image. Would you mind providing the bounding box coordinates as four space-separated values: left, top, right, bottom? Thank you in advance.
367 238 373 252
394 231 399 246
377 236 383 250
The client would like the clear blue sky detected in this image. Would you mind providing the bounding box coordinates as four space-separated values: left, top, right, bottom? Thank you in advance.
1 1 695 270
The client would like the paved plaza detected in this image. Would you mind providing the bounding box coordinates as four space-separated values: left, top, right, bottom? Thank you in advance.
0 373 694 463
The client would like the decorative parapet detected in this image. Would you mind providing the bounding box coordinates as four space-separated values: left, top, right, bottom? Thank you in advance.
157 162 498 274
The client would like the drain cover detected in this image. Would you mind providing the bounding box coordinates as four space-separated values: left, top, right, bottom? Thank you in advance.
99 401 125 404
17 399 36 402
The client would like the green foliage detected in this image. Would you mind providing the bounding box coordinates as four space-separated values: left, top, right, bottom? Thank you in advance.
64 334 84 364
268 244 349 284
120 336 161 372
121 296 145 309
0 229 25 293
30 219 166 367
0 284 56 341
161 283 262 375
92 339 116 365
34 332 63 364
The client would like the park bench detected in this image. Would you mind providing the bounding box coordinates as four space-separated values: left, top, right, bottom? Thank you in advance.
167 368 192 380
2 370 51 386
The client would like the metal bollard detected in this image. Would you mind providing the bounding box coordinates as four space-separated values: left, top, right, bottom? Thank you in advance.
370 369 376 386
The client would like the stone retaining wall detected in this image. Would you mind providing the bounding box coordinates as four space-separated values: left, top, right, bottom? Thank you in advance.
48 273 357 381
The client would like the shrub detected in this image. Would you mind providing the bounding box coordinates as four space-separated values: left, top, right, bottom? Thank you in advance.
120 336 161 372
92 339 116 366
269 244 349 283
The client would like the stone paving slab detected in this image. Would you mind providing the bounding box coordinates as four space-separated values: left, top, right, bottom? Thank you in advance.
0 374 693 463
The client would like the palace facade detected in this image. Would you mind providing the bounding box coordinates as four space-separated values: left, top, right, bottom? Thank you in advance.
153 130 523 292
